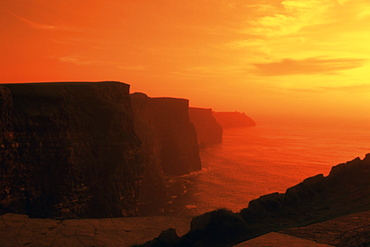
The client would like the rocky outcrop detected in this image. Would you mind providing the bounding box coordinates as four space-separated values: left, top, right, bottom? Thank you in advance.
213 111 256 129
0 82 142 218
189 107 222 148
242 154 370 226
138 154 370 246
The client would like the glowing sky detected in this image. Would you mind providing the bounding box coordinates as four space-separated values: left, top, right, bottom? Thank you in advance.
2 0 370 125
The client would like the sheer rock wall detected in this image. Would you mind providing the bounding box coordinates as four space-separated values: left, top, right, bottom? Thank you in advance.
0 82 142 218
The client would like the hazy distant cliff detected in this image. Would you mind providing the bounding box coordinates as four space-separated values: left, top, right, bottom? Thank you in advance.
139 154 370 247
189 107 223 147
0 82 142 218
213 111 256 129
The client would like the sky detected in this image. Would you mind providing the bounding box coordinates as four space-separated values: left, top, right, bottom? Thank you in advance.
1 0 370 126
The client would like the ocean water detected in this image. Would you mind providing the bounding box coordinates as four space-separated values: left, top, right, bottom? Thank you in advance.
151 123 370 216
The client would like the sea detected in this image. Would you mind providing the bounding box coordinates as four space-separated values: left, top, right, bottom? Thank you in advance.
146 123 370 216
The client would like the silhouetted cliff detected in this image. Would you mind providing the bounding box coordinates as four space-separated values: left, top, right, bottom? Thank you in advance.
213 111 256 129
0 82 142 218
189 107 222 148
131 93 201 176
138 154 370 246
130 93 201 214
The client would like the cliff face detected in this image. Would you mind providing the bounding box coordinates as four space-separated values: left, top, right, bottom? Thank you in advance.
139 154 370 247
188 107 223 148
131 93 201 177
213 111 256 129
0 82 142 218
130 93 201 214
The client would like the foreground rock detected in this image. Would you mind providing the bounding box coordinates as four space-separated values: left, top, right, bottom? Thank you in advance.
188 107 223 148
0 82 142 218
213 112 255 129
138 154 370 246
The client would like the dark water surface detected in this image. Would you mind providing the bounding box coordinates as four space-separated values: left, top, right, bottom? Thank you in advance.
144 124 370 216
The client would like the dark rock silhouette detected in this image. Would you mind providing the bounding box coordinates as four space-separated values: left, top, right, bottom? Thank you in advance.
0 82 142 218
137 154 370 247
130 93 201 214
138 228 180 247
188 107 223 148
213 111 256 129
130 93 201 176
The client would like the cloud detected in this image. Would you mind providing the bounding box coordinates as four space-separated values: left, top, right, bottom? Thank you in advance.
58 56 121 66
118 65 147 71
243 0 331 38
10 12 79 31
319 83 370 92
337 0 350 5
58 56 148 71
253 57 367 76
170 65 246 78
11 13 56 30
58 56 92 65
288 84 370 93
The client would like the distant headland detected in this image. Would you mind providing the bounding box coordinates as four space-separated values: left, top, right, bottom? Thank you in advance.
213 111 256 129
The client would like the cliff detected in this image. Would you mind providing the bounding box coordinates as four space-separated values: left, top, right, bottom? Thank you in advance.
188 107 223 148
130 93 201 214
138 154 370 246
130 93 201 176
213 111 256 129
0 82 142 218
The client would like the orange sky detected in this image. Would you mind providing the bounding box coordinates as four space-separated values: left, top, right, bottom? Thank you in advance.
1 0 370 126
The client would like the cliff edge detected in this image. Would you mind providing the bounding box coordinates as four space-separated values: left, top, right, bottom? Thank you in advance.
130 93 201 176
130 93 201 215
0 82 142 218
